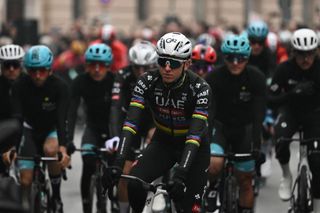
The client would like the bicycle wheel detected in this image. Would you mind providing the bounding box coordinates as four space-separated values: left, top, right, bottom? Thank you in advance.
223 176 238 213
297 165 310 212
87 174 96 213
95 174 107 213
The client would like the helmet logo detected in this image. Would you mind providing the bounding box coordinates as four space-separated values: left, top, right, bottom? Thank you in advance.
31 49 39 60
165 38 177 43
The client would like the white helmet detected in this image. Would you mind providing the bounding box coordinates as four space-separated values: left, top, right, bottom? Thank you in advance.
291 28 318 51
101 24 116 41
129 40 158 65
156 32 192 60
0 44 25 60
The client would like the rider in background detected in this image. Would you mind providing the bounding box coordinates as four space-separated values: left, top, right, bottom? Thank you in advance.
108 40 157 213
0 45 25 174
91 24 128 72
11 45 70 213
67 43 115 213
205 34 266 213
105 32 211 213
247 20 276 80
268 28 320 211
52 40 86 85
246 20 277 181
190 44 217 78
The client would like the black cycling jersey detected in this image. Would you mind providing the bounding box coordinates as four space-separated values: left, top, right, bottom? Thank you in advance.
11 74 69 146
248 47 276 78
117 69 211 171
268 57 320 114
109 66 153 138
68 72 114 140
205 65 266 149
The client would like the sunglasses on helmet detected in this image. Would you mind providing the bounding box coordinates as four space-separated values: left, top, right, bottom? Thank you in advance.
224 54 248 63
2 60 21 69
157 57 184 69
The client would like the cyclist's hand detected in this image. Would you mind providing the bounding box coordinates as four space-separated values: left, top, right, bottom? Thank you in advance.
105 136 120 153
59 146 71 169
102 166 122 192
66 141 76 155
291 81 314 96
167 167 187 202
2 149 16 167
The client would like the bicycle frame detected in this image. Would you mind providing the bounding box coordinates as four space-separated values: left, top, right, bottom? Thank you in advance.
210 152 254 213
16 155 61 213
278 130 320 213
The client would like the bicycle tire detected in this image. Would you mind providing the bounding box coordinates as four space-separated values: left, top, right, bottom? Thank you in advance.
297 165 309 212
88 174 96 213
95 174 107 213
224 176 238 213
44 179 52 213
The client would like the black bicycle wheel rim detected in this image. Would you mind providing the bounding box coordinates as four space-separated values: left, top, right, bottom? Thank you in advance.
298 165 308 212
225 177 238 213
95 175 107 213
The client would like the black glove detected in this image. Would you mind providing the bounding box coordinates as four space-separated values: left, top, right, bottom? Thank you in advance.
291 81 314 96
66 141 76 155
102 166 122 194
167 167 187 202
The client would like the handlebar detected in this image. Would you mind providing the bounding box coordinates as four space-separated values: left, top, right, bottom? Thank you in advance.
277 137 320 145
211 152 253 161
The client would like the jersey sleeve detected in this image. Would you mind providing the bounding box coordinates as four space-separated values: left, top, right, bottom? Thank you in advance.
66 77 82 142
56 81 70 146
109 72 126 138
115 73 149 166
179 80 211 172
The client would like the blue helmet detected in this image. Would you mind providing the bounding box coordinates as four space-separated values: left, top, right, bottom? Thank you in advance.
247 21 269 39
85 43 113 65
221 34 251 57
24 45 53 69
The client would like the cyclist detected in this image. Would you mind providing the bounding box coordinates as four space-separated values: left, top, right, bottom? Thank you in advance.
105 32 211 213
67 43 115 213
108 40 157 213
10 45 70 213
91 24 128 72
205 34 266 213
247 20 277 180
247 20 276 79
190 44 217 78
0 44 25 172
268 28 320 211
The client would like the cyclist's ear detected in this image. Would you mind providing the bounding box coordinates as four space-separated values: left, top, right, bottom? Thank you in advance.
184 59 192 69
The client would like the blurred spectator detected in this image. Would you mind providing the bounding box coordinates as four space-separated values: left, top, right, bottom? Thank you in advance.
91 24 128 72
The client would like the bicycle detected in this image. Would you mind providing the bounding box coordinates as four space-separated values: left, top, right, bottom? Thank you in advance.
278 130 320 213
205 152 256 213
117 174 183 213
16 153 66 213
73 147 117 213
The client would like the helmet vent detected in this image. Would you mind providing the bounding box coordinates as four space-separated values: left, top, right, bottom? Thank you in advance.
304 37 308 46
96 48 99 54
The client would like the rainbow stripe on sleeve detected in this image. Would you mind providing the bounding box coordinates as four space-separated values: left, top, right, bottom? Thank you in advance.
129 97 145 109
122 121 138 135
192 109 208 121
186 135 201 146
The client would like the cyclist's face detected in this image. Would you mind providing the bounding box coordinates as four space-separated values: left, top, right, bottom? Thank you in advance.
86 61 110 81
294 50 317 70
224 54 248 75
27 67 51 87
249 38 265 56
158 58 190 83
1 60 22 81
191 60 213 78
